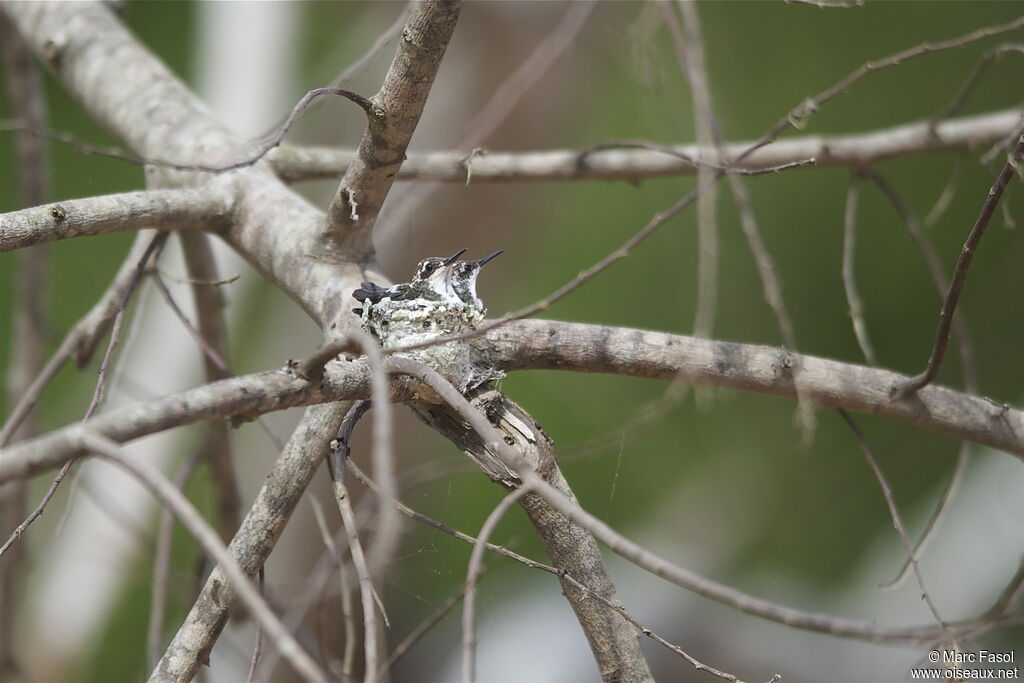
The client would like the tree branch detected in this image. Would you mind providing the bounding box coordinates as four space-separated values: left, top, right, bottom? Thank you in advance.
476 320 1024 458
269 108 1024 183
0 187 233 253
3 318 1023 487
323 0 463 259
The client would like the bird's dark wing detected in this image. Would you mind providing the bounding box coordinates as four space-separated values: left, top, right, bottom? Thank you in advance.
353 281 391 304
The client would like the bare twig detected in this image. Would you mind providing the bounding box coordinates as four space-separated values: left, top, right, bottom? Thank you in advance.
462 488 529 683
576 140 815 177
931 44 1024 125
838 411 949 632
0 187 232 253
661 2 719 341
785 0 863 7
924 153 965 228
298 333 400 577
147 449 206 670
734 15 1024 165
330 437 381 683
151 272 288 456
0 85 375 178
979 556 1024 621
891 137 1024 397
246 567 266 683
841 175 878 365
378 583 465 676
270 109 1023 183
308 498 357 681
4 233 176 449
880 443 970 590
81 433 327 683
331 3 413 87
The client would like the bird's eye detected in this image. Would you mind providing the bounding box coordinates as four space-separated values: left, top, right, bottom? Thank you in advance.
424 264 434 273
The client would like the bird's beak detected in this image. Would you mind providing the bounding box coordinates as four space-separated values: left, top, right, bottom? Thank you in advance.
476 250 503 267
443 248 468 265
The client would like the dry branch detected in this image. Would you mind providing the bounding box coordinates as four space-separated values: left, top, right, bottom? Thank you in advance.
3 320 1023 488
324 0 463 258
0 187 232 253
269 108 1024 183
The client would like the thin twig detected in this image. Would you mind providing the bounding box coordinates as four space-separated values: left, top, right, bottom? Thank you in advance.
841 175 878 365
733 14 1024 166
661 2 719 341
576 140 815 177
924 153 966 228
246 567 266 683
837 411 949 632
330 449 380 683
309 498 357 682
462 488 529 683
1 86 376 177
931 44 1024 126
80 433 327 683
880 443 970 590
147 448 205 670
306 334 400 579
325 400 388 683
891 137 1024 397
151 269 284 451
785 0 863 7
378 583 466 676
331 3 413 87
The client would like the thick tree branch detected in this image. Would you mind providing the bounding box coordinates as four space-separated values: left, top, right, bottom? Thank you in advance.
269 108 1024 183
0 360 375 485
323 0 462 259
0 187 233 253
3 319 1023 487
475 320 1024 458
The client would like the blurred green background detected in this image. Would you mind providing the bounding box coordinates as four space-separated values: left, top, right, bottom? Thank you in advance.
2 2 1022 681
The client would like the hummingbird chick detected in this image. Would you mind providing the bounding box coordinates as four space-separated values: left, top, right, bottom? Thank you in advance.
353 248 467 306
349 247 504 396
448 250 502 311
